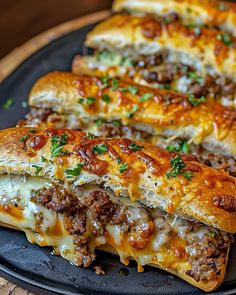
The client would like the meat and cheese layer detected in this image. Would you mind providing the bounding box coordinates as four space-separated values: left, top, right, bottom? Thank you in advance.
72 14 236 106
0 127 236 234
27 72 236 160
113 0 236 37
0 174 231 291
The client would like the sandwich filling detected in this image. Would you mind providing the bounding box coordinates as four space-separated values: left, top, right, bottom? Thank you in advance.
22 109 236 177
0 174 231 283
73 50 236 107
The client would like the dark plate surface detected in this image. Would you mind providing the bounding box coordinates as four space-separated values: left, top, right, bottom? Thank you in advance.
0 22 236 295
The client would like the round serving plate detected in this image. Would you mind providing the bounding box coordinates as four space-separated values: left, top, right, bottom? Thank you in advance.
0 14 235 295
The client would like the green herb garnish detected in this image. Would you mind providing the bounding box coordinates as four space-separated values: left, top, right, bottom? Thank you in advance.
188 72 204 84
3 98 13 109
92 143 108 155
112 79 119 91
188 94 206 106
96 118 103 127
19 134 29 143
102 94 111 103
164 95 170 105
77 98 84 104
126 104 139 118
119 87 128 93
128 86 139 95
21 101 28 108
86 97 96 105
139 93 153 102
50 133 68 157
218 2 226 11
112 120 121 126
166 156 193 180
32 165 42 175
29 129 36 133
128 142 143 151
100 75 110 89
166 140 190 154
65 164 83 177
216 33 233 46
119 162 129 173
41 156 46 162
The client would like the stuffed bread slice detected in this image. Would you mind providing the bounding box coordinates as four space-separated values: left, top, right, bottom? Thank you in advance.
24 71 236 176
0 127 234 291
113 0 236 37
72 14 236 107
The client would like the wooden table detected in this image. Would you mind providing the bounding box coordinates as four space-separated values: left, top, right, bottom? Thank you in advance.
0 9 110 294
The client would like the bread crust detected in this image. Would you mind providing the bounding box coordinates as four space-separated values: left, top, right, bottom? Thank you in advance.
85 14 236 82
113 0 236 37
29 71 236 157
0 127 236 233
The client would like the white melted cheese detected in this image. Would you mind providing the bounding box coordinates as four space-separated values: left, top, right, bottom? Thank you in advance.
0 174 76 265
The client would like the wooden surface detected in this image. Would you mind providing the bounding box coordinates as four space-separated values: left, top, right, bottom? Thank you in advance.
0 9 110 295
0 0 112 59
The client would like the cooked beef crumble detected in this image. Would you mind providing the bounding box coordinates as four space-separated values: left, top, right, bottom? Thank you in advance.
31 184 231 281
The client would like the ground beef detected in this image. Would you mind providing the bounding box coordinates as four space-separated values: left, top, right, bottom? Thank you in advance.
32 186 79 213
186 232 231 282
135 56 236 102
26 107 53 122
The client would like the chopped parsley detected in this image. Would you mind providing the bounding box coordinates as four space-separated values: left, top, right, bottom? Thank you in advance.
65 164 83 177
112 79 119 91
102 94 111 103
159 83 171 90
29 129 36 133
86 97 96 106
187 72 204 84
139 93 153 102
193 27 201 36
126 104 139 118
3 98 13 109
216 33 233 46
21 101 28 108
19 134 29 143
166 156 193 181
117 157 122 164
208 230 217 238
128 142 143 151
119 87 128 93
188 94 206 106
92 143 108 155
164 95 170 105
77 98 84 104
218 2 226 11
128 86 139 95
119 162 129 173
112 120 121 126
166 140 190 154
32 165 42 175
96 118 103 127
50 133 68 157
41 156 46 162
100 75 110 89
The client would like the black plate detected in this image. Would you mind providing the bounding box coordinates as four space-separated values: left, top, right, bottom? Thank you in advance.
0 22 236 295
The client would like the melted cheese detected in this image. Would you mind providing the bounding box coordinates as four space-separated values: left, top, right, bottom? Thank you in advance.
0 174 224 276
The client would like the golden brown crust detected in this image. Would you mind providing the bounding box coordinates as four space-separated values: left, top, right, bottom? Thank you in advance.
85 14 236 81
0 127 236 233
113 0 236 37
99 244 229 292
29 71 236 157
